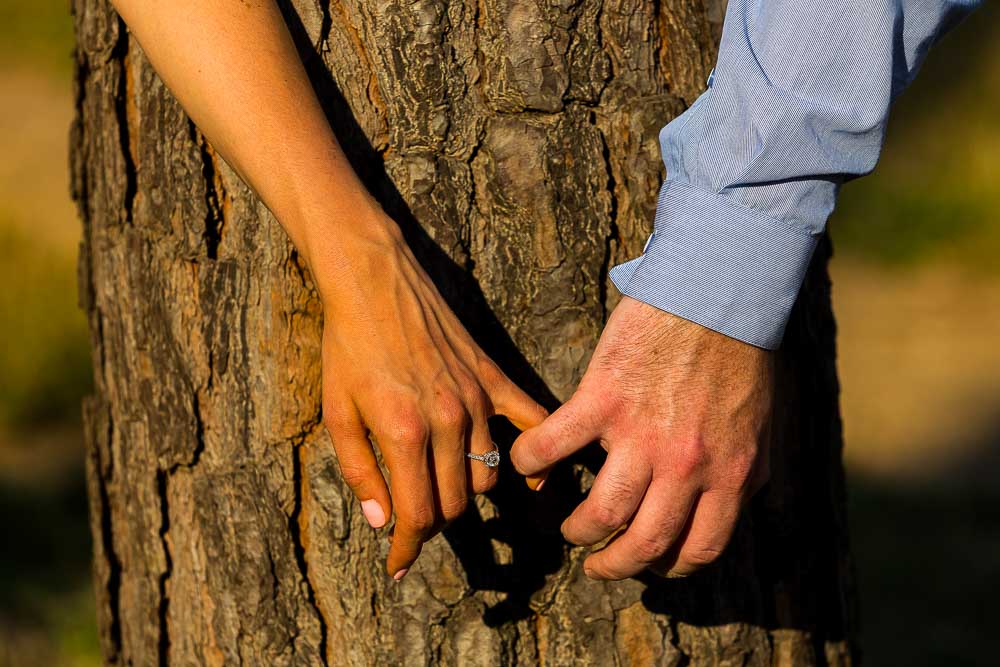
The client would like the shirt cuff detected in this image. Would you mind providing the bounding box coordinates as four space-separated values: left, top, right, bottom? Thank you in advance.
608 180 819 350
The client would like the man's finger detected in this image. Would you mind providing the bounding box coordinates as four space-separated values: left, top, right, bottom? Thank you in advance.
325 407 391 530
561 448 651 546
509 393 604 479
583 479 697 581
650 489 742 578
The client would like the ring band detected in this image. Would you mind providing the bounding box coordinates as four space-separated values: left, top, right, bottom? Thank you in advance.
467 444 501 468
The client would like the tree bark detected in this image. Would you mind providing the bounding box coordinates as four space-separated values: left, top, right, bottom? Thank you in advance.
71 0 858 664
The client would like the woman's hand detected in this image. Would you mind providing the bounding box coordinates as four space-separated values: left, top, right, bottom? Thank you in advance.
107 0 546 579
310 207 548 580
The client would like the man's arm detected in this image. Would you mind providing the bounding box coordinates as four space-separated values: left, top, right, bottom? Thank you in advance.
611 0 982 349
111 0 547 579
513 0 982 580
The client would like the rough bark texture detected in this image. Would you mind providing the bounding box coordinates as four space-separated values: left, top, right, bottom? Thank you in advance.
71 0 858 664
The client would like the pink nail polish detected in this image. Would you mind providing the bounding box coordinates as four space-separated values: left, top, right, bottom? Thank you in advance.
535 478 547 492
393 568 409 581
361 499 386 528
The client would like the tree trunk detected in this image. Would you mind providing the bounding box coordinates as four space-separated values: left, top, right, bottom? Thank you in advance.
71 0 857 664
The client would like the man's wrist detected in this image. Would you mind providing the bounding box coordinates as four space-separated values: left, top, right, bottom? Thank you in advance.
617 299 772 371
609 180 819 350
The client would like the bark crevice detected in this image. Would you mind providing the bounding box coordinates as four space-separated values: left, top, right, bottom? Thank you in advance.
97 450 123 659
594 112 621 323
112 20 136 225
192 123 225 260
155 469 173 667
290 441 329 665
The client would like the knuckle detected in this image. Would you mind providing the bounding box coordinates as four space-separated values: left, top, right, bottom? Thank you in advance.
322 409 354 437
671 439 707 480
431 392 467 432
591 499 624 531
401 506 437 534
633 531 671 563
466 388 491 421
479 473 499 494
682 544 724 569
471 466 498 493
388 410 430 450
532 434 561 468
440 494 469 521
337 462 370 490
455 372 484 401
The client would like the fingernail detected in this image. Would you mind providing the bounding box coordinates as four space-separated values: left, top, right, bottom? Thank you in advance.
526 475 547 491
393 568 408 581
361 499 386 528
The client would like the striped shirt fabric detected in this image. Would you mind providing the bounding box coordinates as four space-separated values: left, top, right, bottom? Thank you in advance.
609 0 983 349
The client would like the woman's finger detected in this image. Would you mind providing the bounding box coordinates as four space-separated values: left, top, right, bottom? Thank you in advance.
466 407 499 494
479 360 549 432
427 394 470 525
377 419 437 580
323 402 391 529
462 386 498 494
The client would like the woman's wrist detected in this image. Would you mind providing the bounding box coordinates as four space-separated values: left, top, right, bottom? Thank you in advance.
294 199 406 310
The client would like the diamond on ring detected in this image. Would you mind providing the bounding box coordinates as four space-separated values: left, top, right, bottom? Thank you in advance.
467 445 501 468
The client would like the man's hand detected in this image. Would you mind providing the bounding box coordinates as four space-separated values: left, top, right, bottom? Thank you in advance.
511 297 772 580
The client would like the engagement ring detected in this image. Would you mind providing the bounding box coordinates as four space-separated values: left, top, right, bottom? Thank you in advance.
467 445 501 468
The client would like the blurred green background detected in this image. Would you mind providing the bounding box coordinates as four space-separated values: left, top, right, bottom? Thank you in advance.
0 1 997 665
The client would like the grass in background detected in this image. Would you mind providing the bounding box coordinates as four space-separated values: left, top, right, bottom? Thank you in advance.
0 2 98 665
0 223 91 433
0 0 88 436
0 467 99 667
0 0 75 78
830 8 1000 665
833 4 1000 269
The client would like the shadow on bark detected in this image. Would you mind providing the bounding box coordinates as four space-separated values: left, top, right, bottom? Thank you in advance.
281 6 855 649
282 7 602 627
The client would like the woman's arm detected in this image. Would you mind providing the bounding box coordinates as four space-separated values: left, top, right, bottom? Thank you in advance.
110 0 547 578
111 0 375 262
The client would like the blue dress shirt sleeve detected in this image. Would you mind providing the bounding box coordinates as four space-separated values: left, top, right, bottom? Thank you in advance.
609 0 982 349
